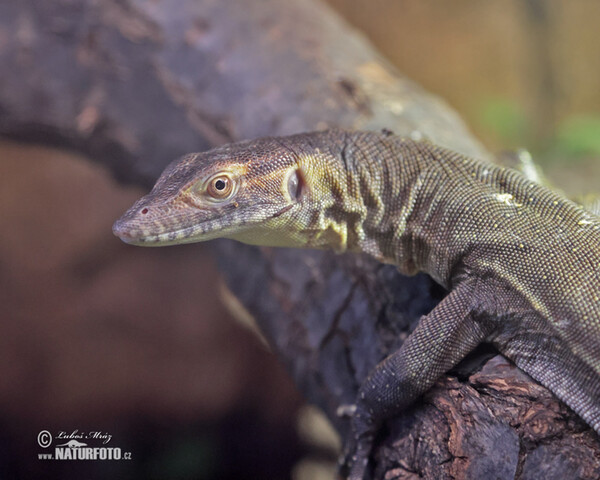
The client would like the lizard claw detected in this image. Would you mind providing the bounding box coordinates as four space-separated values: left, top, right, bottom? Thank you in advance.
338 435 372 480
338 409 376 480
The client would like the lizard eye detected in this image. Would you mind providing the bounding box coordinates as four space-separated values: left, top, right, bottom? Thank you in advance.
206 173 235 200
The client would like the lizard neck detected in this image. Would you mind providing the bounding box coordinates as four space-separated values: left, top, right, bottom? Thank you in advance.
299 131 454 283
313 131 470 288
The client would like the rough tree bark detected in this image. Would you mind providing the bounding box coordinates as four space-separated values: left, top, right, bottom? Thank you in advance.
1 0 598 478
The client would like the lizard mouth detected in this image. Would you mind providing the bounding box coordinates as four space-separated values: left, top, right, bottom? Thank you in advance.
112 216 214 246
111 205 201 245
112 219 136 243
112 216 140 243
112 201 297 246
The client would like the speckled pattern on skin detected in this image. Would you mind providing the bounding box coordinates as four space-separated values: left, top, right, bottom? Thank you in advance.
114 129 600 480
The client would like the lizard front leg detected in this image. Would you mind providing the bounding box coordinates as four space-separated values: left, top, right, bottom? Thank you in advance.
342 280 494 480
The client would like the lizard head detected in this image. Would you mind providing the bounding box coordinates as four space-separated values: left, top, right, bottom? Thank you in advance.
112 133 339 248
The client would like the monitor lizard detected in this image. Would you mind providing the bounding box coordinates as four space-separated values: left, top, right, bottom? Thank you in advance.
113 129 600 480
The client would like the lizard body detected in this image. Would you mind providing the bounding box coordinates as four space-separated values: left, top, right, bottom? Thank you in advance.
113 130 600 479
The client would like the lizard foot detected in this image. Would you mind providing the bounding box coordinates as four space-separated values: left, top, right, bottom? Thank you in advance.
338 410 376 480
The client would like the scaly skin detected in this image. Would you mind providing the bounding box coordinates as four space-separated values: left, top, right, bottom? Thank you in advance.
113 129 600 480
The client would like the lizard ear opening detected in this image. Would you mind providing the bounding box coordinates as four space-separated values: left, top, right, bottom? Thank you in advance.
287 168 305 202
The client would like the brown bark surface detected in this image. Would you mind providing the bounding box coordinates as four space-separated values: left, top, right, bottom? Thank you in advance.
1 0 598 478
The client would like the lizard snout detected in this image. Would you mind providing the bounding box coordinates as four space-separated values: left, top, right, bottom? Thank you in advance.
112 216 137 243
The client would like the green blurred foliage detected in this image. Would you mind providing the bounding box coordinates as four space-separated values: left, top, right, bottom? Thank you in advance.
555 114 600 158
477 99 600 169
477 97 530 148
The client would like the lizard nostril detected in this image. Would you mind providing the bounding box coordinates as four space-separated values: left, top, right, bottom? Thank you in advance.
140 207 149 215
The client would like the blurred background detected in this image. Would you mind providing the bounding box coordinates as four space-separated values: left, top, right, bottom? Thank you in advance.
327 0 600 192
1 1 598 479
